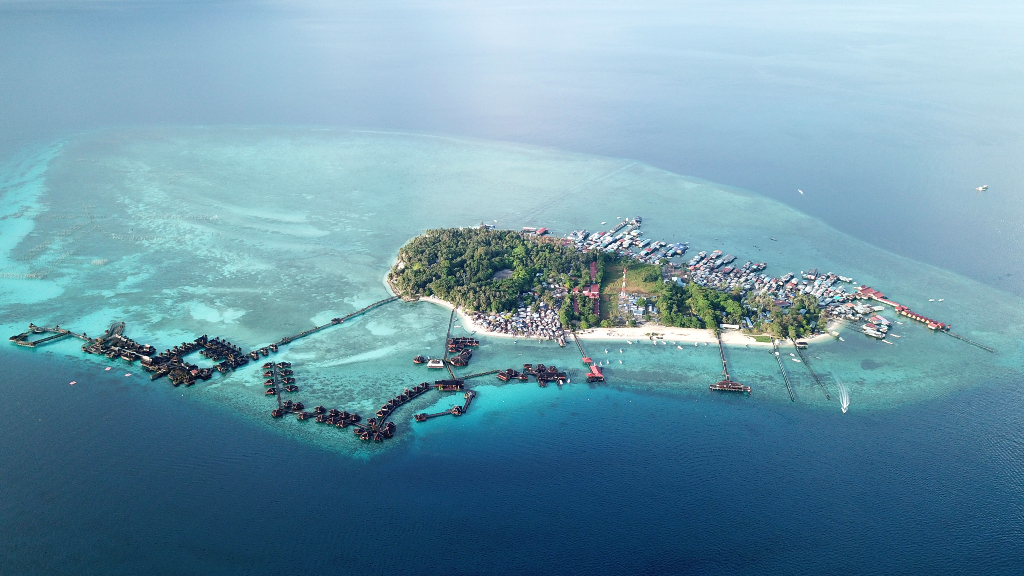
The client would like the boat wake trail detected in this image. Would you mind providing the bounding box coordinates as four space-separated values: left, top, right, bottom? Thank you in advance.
836 377 850 414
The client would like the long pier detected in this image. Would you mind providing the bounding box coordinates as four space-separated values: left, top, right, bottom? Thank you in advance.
461 369 499 380
710 333 751 393
571 331 587 358
771 340 796 402
272 296 399 348
944 331 996 353
791 340 830 400
442 308 457 379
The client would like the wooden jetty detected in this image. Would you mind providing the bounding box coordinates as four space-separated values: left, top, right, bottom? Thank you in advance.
462 369 499 380
9 323 91 347
943 331 996 353
791 339 830 400
414 391 476 422
710 333 751 394
441 308 457 379
771 340 795 401
271 295 399 349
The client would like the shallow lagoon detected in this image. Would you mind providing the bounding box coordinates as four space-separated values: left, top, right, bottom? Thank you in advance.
2 126 1022 454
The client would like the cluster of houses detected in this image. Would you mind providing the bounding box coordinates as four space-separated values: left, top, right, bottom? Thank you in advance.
469 304 566 341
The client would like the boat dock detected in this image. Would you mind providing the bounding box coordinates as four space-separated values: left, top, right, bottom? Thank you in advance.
710 333 751 394
771 340 795 401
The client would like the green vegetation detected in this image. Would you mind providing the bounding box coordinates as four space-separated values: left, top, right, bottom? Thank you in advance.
389 228 600 312
746 292 825 339
655 283 744 331
390 227 825 338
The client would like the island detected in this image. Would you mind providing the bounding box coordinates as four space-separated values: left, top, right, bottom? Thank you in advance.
387 220 835 344
9 216 985 445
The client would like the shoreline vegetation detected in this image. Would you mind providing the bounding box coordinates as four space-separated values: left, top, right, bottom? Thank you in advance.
387 227 834 346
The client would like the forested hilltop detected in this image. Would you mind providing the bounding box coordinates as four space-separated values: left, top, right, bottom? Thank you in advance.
389 228 599 312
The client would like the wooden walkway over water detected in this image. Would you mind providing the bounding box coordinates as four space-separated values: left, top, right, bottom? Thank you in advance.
771 340 796 401
272 296 399 349
791 340 831 400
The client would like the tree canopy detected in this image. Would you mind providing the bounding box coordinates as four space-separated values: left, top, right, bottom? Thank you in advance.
389 228 598 312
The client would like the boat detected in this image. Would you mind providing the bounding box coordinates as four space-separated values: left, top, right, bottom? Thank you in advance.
426 358 445 369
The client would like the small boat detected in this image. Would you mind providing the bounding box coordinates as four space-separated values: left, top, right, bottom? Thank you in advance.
677 346 683 350
619 360 623 364
928 299 934 302
791 358 801 363
838 337 845 341
891 334 901 338
938 299 944 302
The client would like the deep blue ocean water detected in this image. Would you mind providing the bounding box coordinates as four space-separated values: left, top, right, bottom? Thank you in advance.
3 347 1022 575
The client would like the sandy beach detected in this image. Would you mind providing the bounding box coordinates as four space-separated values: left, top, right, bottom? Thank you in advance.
413 295 837 348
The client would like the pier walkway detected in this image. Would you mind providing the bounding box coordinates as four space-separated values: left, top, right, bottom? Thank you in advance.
272 296 399 348
944 331 996 353
460 369 499 380
791 340 830 400
9 324 91 347
442 309 457 379
771 340 796 401
711 333 751 394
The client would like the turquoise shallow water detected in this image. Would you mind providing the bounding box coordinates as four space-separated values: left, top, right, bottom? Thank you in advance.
1 126 1022 456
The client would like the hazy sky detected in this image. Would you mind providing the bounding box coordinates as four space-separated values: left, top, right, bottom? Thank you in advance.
2 0 1023 291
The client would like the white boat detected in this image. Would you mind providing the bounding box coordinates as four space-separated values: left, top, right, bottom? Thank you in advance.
677 346 683 350
975 185 988 192
838 337 845 341
792 358 802 363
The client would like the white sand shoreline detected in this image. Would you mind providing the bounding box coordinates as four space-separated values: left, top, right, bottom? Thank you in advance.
413 294 838 348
